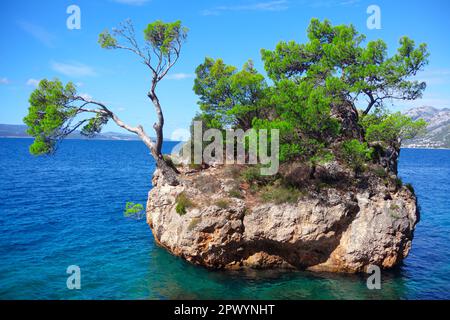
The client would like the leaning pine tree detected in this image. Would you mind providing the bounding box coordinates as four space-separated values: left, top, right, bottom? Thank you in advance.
23 20 187 186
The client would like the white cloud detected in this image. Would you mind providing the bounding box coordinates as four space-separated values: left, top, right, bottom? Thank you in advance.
307 0 361 8
26 78 40 87
51 61 97 77
112 0 150 5
165 73 195 80
416 69 450 86
17 20 55 47
202 0 289 15
0 77 10 85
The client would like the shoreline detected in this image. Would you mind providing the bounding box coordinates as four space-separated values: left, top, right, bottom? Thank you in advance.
3 137 448 149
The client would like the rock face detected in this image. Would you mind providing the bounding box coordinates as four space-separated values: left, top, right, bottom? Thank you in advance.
146 166 419 273
403 106 450 149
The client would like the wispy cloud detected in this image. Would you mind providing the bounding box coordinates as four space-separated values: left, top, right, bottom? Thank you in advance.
26 78 40 87
51 61 97 77
416 69 450 86
165 73 195 80
0 77 10 85
306 0 361 8
112 0 150 5
202 0 289 16
17 20 56 48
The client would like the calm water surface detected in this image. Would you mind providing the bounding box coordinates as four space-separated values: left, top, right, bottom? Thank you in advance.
0 139 448 299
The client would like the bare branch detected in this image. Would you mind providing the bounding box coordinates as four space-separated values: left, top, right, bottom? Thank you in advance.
71 95 153 148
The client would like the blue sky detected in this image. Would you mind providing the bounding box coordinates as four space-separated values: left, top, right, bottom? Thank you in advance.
1 0 449 136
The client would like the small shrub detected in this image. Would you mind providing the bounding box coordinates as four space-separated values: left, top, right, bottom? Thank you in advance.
241 166 261 183
373 167 387 178
215 198 230 209
123 202 145 220
187 217 202 231
224 165 241 179
249 183 260 194
405 183 415 194
316 182 331 192
310 150 335 165
389 210 401 219
388 203 402 219
175 192 194 215
241 166 276 185
394 177 403 189
228 188 243 199
341 139 373 174
189 163 203 170
260 185 301 204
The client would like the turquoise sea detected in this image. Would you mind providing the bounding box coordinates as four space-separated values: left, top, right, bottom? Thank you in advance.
0 138 449 299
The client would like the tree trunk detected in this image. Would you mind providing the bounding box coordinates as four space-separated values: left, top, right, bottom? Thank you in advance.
147 89 179 186
156 156 180 186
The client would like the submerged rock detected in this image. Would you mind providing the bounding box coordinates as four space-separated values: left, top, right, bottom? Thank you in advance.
146 165 419 273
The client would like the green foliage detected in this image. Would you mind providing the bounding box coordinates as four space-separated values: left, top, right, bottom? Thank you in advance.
193 58 267 130
405 183 415 194
98 30 118 49
175 192 194 215
23 79 77 155
191 19 429 165
124 202 145 219
228 188 243 199
373 166 387 178
23 79 111 156
241 166 261 183
144 20 187 56
260 185 302 204
187 217 202 231
394 177 403 189
251 80 341 162
240 166 276 185
341 139 373 173
261 19 428 114
215 199 230 209
309 149 335 165
81 114 109 137
361 108 427 145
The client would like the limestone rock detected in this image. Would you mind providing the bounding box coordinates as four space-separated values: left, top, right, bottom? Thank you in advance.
146 167 419 273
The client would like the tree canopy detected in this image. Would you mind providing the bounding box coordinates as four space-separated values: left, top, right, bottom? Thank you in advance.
23 79 115 155
193 18 428 165
360 107 427 146
260 19 429 115
193 58 267 130
24 19 188 185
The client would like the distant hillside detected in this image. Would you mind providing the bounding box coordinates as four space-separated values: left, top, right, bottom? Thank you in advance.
0 124 140 141
403 106 450 149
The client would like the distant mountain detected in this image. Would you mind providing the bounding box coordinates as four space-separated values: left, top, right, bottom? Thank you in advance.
403 106 450 149
0 124 140 141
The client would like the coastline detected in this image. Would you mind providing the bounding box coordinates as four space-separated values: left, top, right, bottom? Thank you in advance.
0 137 448 150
